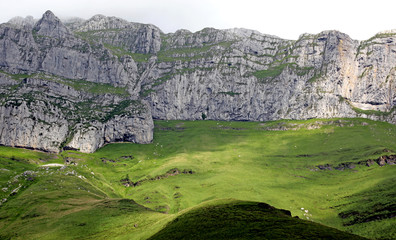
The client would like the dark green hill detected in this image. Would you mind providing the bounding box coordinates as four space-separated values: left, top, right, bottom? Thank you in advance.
149 200 367 240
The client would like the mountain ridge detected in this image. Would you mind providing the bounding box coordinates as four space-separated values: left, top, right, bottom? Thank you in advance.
1 10 396 153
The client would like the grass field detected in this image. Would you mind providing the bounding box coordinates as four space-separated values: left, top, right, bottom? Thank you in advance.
0 118 395 239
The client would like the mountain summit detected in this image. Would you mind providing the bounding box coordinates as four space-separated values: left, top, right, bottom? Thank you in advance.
33 10 71 38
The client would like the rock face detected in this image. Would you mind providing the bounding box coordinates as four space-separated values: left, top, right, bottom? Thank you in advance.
1 10 396 152
142 29 396 122
72 14 162 54
0 11 154 153
0 72 153 153
33 10 71 38
0 100 68 152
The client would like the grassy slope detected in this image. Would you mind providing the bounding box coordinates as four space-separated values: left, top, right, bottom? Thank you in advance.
0 148 169 240
0 118 395 239
148 199 366 240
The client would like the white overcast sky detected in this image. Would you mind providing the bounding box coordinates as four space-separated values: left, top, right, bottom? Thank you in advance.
1 0 396 40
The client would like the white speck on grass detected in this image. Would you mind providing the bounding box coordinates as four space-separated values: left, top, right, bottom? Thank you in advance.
41 163 64 167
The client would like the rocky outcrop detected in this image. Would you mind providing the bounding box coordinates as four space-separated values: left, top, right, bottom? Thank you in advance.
7 16 36 29
0 73 153 153
33 10 71 38
120 168 195 187
0 11 140 95
314 153 396 171
66 102 153 153
73 14 162 54
142 29 396 122
0 101 68 152
0 11 154 153
2 11 396 152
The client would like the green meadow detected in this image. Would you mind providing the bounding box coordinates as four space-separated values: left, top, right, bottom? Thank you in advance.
0 118 395 239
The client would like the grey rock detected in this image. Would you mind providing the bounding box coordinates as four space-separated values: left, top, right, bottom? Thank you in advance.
66 101 153 153
33 10 71 38
74 14 131 31
2 11 396 153
0 101 69 152
73 14 162 54
7 16 36 29
142 29 396 123
0 12 143 95
0 72 153 153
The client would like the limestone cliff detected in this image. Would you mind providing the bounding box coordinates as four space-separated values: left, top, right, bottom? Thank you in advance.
142 29 396 122
1 10 396 152
0 11 153 153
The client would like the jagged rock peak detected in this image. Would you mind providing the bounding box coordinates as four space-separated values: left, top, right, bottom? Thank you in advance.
33 10 71 38
76 14 133 31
